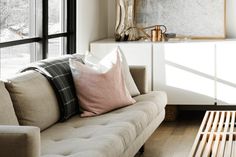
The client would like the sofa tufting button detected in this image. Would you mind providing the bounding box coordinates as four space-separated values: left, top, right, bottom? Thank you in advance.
54 139 62 142
101 122 108 125
83 136 91 139
61 152 71 156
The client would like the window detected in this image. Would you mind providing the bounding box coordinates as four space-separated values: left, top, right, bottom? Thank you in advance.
48 37 66 58
0 44 32 79
0 0 76 80
49 0 67 34
0 0 33 42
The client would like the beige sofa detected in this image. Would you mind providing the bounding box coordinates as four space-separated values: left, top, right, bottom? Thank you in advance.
0 65 167 157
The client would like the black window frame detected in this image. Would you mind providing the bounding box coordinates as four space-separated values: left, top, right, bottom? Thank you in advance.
0 0 76 59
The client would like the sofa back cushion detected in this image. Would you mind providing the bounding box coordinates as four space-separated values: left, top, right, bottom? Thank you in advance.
0 81 19 125
5 71 60 131
21 55 80 121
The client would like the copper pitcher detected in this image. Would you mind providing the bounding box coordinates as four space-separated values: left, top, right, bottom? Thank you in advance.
151 25 167 42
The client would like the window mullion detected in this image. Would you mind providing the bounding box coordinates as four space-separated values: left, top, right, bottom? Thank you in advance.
42 0 49 59
67 0 76 54
35 0 43 61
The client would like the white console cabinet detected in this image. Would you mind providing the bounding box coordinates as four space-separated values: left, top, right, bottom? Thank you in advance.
91 39 236 106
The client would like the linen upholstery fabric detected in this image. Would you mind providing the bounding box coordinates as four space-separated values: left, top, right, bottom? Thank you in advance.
130 66 148 94
122 110 165 157
0 81 19 125
70 53 136 117
134 91 168 112
85 47 140 96
41 91 167 157
21 56 79 120
5 71 60 131
0 126 40 157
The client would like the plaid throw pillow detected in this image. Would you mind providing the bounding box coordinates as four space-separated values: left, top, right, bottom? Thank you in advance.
21 55 82 121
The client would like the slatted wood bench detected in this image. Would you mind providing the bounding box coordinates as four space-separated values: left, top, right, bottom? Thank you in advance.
189 111 236 157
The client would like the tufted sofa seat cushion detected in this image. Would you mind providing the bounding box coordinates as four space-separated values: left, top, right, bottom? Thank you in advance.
41 91 167 157
133 91 167 112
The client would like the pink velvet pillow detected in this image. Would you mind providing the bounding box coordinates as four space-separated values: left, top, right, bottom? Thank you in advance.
70 53 136 117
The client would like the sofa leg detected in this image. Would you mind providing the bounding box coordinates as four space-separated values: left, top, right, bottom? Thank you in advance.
139 145 145 154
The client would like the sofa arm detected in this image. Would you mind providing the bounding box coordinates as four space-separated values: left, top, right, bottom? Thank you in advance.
0 126 40 157
129 66 148 94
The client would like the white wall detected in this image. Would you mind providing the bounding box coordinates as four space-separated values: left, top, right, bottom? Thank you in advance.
107 0 236 38
77 0 108 53
107 0 116 38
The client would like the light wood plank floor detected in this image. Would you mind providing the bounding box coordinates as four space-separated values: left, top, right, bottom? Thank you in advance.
137 111 205 157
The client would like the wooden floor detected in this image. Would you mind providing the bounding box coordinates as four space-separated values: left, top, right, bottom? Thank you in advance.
137 111 205 157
